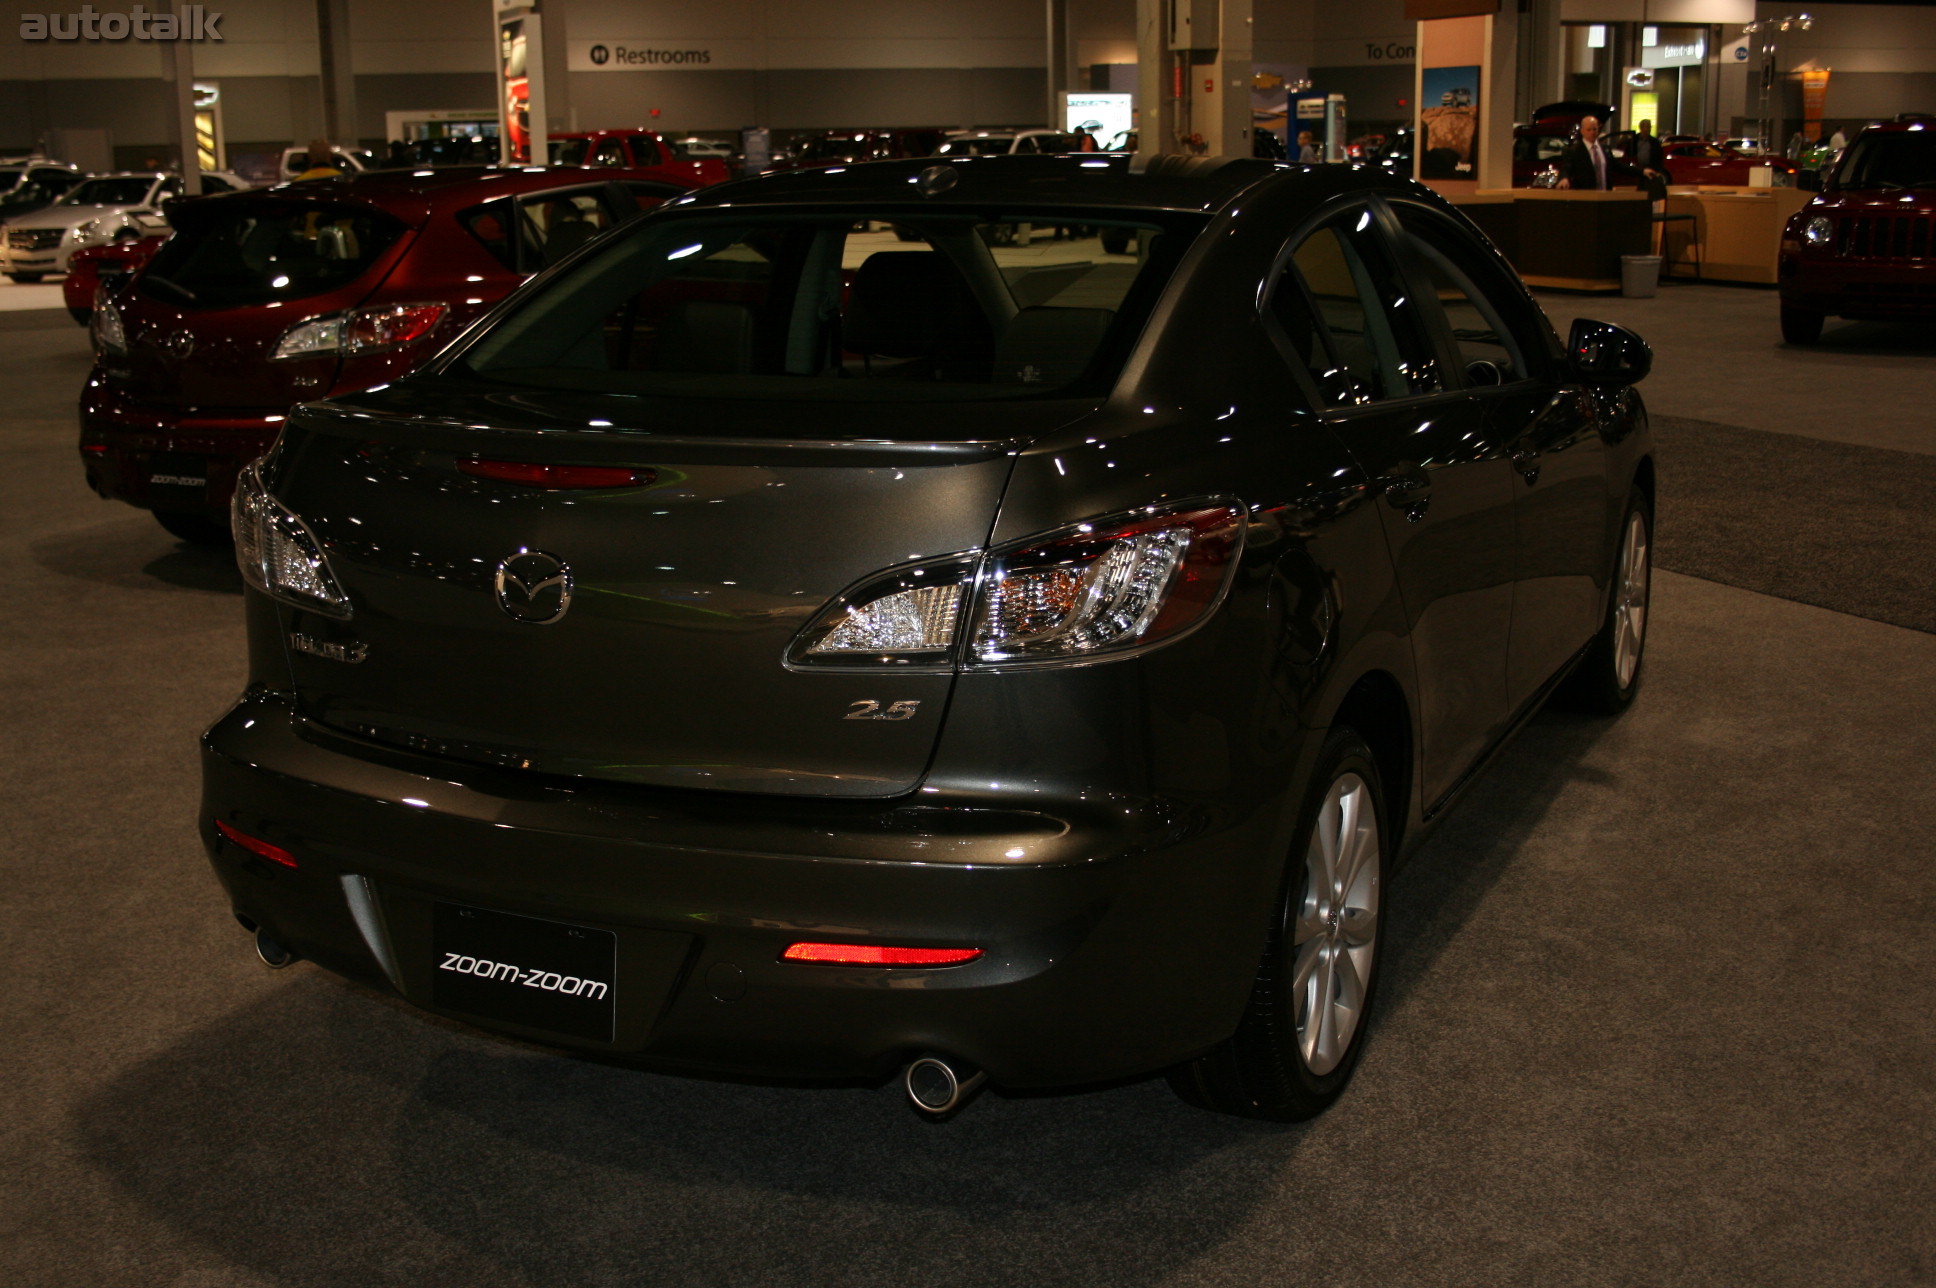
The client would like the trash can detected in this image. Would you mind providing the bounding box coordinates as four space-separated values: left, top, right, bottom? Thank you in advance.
1621 254 1661 299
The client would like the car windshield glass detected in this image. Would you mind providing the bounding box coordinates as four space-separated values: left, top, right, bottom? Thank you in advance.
454 209 1199 403
1832 133 1936 188
138 200 407 309
63 178 153 206
0 170 23 194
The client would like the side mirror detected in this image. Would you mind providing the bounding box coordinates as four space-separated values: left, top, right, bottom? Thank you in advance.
1567 318 1652 386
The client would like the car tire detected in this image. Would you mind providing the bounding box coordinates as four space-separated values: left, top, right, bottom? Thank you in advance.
1168 726 1386 1121
1780 304 1824 345
8 272 44 284
1099 229 1131 255
67 307 90 326
1559 490 1651 716
154 510 231 547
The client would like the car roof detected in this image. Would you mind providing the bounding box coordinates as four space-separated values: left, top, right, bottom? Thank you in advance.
1854 118 1936 137
237 165 683 221
681 153 1381 216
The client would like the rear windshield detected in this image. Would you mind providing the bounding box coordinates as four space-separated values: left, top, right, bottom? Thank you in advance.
1832 133 1936 189
63 177 153 206
452 209 1199 403
550 138 591 166
139 201 407 309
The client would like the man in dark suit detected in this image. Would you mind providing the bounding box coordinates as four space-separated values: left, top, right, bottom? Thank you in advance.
1627 118 1670 201
1556 115 1620 190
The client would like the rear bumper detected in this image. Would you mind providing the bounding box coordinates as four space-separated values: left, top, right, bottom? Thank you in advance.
1779 254 1936 319
200 690 1282 1088
78 375 283 516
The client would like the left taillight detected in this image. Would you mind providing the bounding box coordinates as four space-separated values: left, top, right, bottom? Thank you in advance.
270 301 447 361
232 460 352 619
92 295 127 355
786 499 1244 670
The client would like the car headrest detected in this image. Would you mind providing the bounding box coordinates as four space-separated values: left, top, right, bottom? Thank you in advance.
843 250 979 358
993 306 1115 386
654 300 754 374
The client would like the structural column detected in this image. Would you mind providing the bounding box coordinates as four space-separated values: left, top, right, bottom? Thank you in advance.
317 0 358 147
165 1 200 190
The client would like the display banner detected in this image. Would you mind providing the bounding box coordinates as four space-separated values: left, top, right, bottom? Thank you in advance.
1801 68 1830 141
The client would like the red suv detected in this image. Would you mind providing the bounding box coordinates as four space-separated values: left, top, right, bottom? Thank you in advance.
1778 117 1936 343
80 166 686 543
547 130 732 187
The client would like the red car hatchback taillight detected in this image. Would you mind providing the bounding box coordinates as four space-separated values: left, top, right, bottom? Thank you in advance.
270 301 448 361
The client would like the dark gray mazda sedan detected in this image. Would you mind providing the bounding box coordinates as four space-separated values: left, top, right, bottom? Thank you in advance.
201 154 1654 1120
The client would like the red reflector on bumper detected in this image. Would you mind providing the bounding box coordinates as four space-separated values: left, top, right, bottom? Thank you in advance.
458 459 655 489
215 819 297 869
781 942 981 966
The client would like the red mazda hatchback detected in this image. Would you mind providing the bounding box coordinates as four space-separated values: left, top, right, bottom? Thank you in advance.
80 166 688 543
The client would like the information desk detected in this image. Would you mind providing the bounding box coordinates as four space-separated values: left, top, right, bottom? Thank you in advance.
1445 190 1653 291
1660 187 1812 285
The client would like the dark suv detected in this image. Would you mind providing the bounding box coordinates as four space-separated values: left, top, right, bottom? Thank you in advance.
1778 116 1936 342
201 154 1654 1121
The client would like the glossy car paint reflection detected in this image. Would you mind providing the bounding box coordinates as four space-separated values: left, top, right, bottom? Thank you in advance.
200 155 1654 1107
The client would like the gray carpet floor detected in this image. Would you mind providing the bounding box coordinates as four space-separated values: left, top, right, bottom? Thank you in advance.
5 298 1936 1286
1651 413 1936 634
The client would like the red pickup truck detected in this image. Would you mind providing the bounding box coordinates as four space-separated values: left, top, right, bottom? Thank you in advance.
548 130 732 187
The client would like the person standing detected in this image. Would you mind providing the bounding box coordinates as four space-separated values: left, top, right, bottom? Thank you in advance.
1556 115 1620 190
293 138 344 182
1296 130 1321 164
1628 118 1669 201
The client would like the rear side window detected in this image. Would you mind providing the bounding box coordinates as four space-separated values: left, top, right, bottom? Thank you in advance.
1269 207 1441 405
139 202 406 309
456 212 1197 402
459 186 641 274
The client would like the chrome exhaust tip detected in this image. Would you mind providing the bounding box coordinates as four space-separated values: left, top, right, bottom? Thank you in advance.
904 1054 987 1119
254 927 296 969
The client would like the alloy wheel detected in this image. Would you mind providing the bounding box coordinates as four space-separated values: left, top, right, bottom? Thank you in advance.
1613 509 1651 690
1292 772 1381 1076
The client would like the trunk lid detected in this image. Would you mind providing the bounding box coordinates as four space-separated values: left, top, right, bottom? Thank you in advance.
269 383 1094 798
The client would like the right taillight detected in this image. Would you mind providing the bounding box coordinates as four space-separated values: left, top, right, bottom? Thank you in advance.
785 500 1244 670
969 502 1244 665
270 302 448 361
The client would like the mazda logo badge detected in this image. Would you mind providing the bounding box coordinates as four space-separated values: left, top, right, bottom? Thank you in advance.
494 549 572 624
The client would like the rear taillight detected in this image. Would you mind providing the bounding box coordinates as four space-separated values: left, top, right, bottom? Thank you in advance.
786 500 1244 670
344 302 447 352
215 820 298 868
92 296 127 355
270 301 448 361
971 503 1243 664
781 943 981 966
232 460 353 618
458 459 656 489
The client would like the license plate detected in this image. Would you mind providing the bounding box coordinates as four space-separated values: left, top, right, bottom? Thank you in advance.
147 452 208 502
431 902 616 1042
